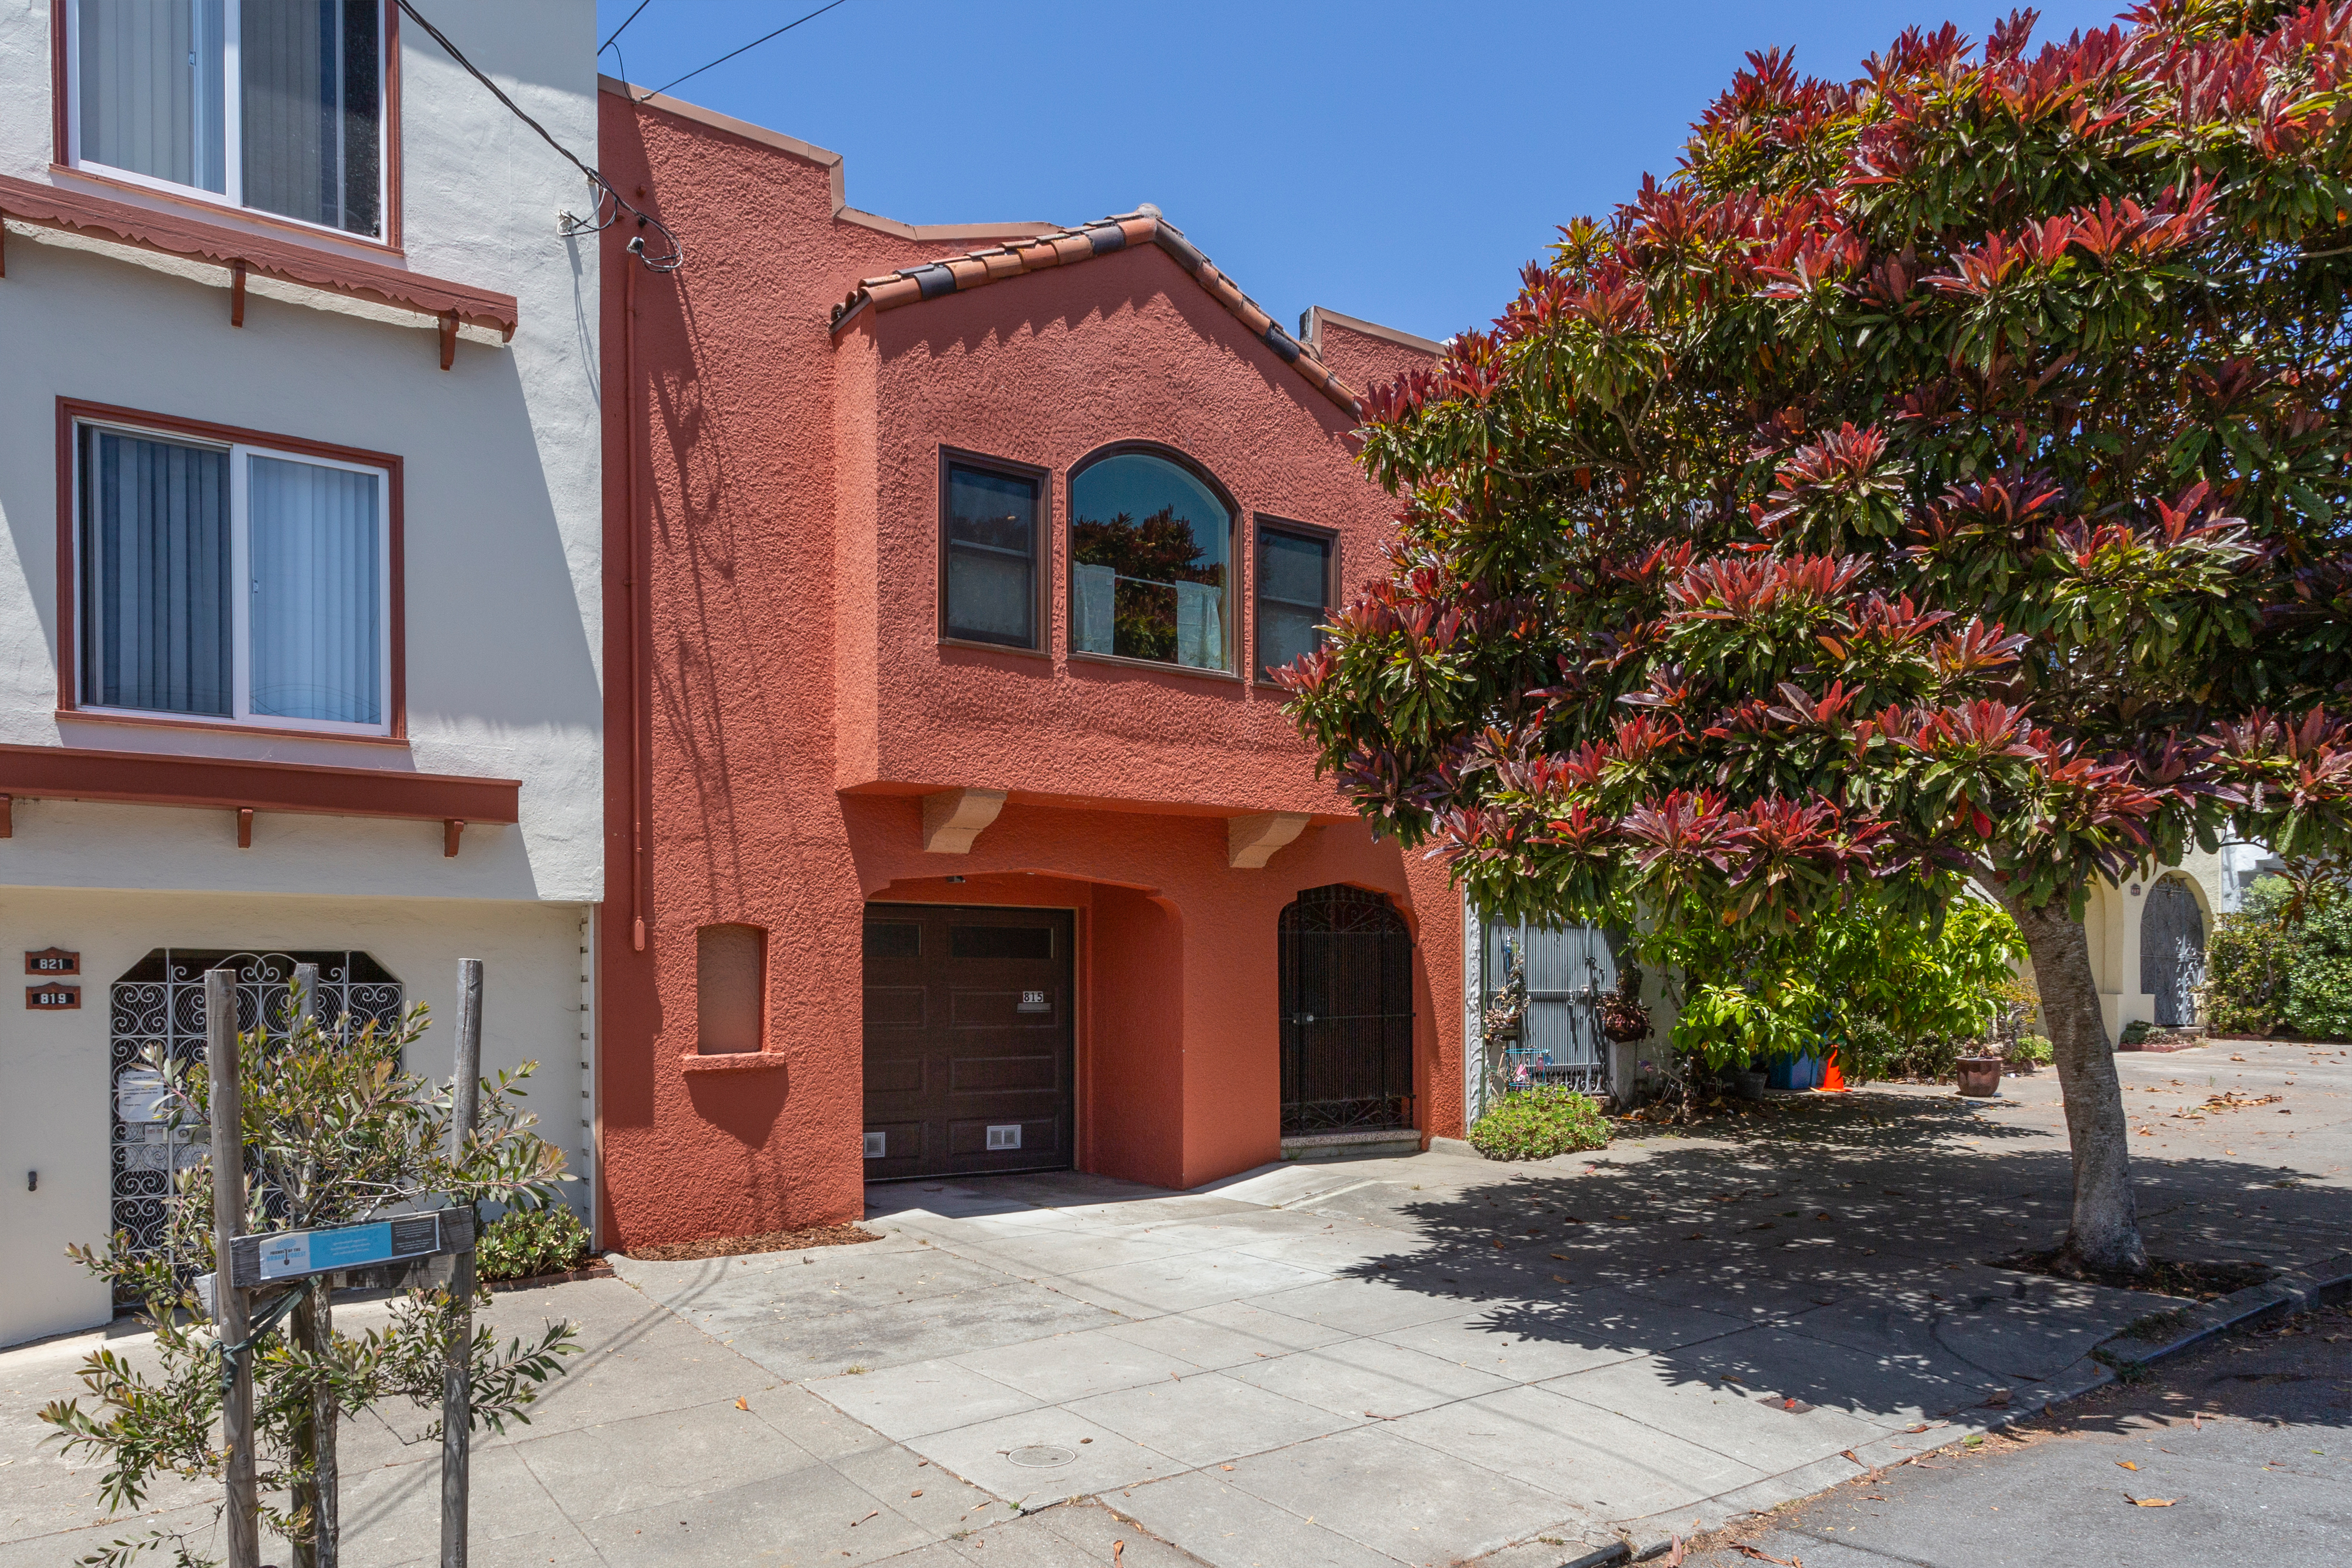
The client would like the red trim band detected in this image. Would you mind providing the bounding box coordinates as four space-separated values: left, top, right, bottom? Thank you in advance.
0 744 519 825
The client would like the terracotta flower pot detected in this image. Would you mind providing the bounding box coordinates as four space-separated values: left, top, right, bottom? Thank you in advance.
1956 1055 2004 1098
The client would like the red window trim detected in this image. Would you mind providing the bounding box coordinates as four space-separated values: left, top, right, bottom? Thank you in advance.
938 447 1052 655
0 742 518 826
54 398 408 742
49 0 406 256
1251 514 1341 688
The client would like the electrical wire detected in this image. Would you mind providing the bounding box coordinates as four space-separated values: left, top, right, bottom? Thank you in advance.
600 0 655 53
395 0 682 271
639 0 852 100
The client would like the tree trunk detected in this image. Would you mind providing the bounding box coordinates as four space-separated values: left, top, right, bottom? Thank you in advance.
1999 888 2149 1274
291 1280 340 1568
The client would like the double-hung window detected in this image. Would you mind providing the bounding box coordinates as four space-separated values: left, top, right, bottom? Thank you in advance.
76 418 394 736
68 0 388 239
1255 521 1336 681
941 457 1043 650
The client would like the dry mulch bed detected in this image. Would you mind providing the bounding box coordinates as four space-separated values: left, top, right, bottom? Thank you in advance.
486 1260 614 1293
1993 1246 2273 1300
624 1223 882 1263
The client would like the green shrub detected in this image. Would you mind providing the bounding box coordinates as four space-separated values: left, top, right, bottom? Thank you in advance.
478 1204 591 1282
2201 906 2302 1036
1838 1016 1964 1083
2286 896 2352 1039
2120 1018 2154 1046
1467 1087 1609 1161
2007 1034 2054 1068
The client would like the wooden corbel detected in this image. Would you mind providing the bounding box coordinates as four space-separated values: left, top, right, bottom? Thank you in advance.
0 793 12 837
230 260 247 326
1228 812 1311 869
438 311 458 371
921 788 1007 854
236 808 254 849
444 818 465 857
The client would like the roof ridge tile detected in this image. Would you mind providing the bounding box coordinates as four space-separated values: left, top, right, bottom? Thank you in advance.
828 209 1360 417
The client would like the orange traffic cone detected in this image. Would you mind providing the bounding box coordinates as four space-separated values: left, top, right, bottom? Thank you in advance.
1819 1044 1848 1092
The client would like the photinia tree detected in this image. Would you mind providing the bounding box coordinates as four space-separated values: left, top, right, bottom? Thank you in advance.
1284 0 2352 1272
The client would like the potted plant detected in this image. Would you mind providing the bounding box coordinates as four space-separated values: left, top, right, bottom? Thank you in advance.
1598 963 1652 1042
1955 1046 2004 1097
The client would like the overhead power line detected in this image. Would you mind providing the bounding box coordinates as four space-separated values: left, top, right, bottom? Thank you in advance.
640 0 853 100
395 0 682 271
600 0 655 54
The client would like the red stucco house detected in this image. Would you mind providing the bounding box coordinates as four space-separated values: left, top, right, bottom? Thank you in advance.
594 79 1461 1248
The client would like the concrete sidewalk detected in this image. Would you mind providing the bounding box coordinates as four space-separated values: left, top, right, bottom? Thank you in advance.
8 1040 2343 1568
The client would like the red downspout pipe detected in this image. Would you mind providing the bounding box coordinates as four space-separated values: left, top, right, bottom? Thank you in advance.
625 245 647 950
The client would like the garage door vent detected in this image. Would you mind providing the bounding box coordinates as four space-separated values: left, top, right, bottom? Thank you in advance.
986 1124 1022 1150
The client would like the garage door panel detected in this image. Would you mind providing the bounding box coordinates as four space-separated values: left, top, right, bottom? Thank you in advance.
949 987 1060 1027
863 904 1073 1180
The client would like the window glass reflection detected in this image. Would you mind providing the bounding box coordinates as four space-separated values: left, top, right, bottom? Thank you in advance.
1070 453 1231 671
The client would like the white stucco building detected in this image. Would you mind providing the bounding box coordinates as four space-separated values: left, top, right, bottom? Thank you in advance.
0 1 601 1346
2081 844 2244 1040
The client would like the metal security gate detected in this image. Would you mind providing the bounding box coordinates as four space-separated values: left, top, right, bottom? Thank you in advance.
2141 879 2206 1027
1279 885 1415 1134
108 950 403 1298
1475 918 1613 1120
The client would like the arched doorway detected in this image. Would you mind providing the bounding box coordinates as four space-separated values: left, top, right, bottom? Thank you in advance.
108 950 403 1294
1278 885 1415 1134
2140 878 2206 1027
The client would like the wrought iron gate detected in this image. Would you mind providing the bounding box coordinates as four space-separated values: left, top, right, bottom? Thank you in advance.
2140 879 2206 1027
1475 918 1613 1119
1278 886 1415 1134
108 950 403 1298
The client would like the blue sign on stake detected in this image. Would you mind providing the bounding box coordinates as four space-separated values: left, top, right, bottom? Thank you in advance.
230 1211 459 1289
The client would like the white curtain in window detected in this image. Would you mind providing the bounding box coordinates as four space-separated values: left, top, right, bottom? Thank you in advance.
1174 581 1223 670
82 429 233 716
1075 563 1117 655
248 455 381 724
79 0 226 192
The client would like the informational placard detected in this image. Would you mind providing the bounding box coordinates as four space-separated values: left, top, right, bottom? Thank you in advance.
25 947 80 975
27 983 79 1010
227 1209 470 1290
115 1068 170 1125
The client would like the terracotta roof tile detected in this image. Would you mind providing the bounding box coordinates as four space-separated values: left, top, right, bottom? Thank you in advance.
829 207 1360 417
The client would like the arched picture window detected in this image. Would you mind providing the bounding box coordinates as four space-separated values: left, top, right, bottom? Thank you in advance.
1069 449 1235 672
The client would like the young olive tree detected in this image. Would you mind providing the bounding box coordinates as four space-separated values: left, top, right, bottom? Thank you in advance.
41 992 578 1568
1285 1 2352 1271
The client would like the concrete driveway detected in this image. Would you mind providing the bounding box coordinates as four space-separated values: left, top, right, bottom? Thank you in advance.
614 1043 2350 1567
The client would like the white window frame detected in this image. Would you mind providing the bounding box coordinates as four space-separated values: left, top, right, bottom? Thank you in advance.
64 0 392 242
75 417 396 738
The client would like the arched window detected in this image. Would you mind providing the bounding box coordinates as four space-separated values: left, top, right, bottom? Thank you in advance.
1069 448 1236 672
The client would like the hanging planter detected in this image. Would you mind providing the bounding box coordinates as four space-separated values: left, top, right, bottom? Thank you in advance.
1598 964 1652 1042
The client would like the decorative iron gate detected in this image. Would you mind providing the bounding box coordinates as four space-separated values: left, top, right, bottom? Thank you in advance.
108 950 403 1299
2140 879 2206 1027
1278 886 1415 1134
1474 918 1613 1121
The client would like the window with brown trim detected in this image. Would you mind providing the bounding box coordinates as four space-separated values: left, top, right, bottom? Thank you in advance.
1254 519 1336 682
1069 447 1237 673
696 923 767 1055
940 455 1043 651
66 0 389 240
72 411 395 737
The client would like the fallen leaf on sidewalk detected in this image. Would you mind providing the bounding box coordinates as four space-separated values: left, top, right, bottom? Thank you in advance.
734 1397 749 1411
1114 1544 1123 1566
1663 1536 1686 1566
2118 1461 2138 1471
1781 1397 1816 1414
1983 1389 2013 1408
2126 1496 2176 1507
910 1490 922 1497
1731 1544 1803 1566
851 1511 878 1527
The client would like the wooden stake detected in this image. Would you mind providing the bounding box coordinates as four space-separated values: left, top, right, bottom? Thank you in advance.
441 958 483 1568
289 964 339 1568
207 967 259 1568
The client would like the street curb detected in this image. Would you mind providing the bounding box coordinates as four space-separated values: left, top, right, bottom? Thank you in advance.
2092 1252 2352 1372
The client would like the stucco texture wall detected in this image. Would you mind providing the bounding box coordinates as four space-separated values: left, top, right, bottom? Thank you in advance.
595 89 1457 1248
0 888 589 1346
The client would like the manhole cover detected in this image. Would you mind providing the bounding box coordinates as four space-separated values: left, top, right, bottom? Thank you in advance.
1006 1445 1078 1468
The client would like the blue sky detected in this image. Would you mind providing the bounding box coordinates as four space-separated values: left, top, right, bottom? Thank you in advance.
591 0 2134 344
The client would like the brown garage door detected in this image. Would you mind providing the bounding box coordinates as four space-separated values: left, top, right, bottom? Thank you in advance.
862 904 1074 1181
